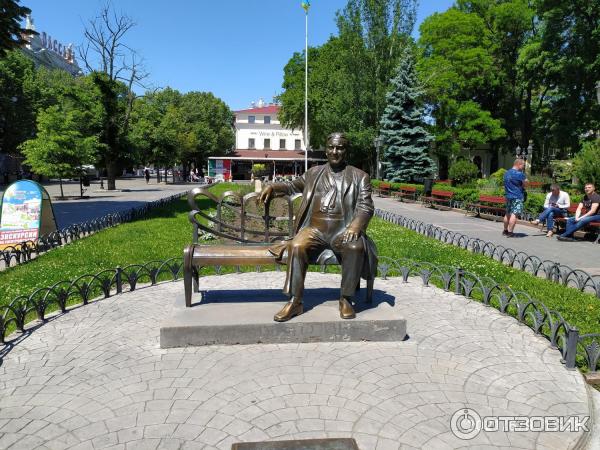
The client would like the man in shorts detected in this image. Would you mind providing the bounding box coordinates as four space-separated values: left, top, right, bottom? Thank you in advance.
503 159 527 237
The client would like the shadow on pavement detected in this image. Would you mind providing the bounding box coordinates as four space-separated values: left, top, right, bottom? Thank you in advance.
198 287 395 312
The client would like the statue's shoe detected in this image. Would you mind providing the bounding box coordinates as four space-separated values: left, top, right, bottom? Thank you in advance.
339 298 356 319
274 301 303 322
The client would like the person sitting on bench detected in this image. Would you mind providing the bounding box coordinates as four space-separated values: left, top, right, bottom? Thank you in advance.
557 182 600 241
531 184 570 237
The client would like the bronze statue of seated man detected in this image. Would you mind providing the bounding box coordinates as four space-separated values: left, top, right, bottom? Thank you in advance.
259 132 378 322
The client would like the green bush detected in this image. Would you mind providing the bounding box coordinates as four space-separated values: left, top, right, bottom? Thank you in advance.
449 160 479 185
573 139 600 187
476 178 500 192
550 159 574 184
490 168 506 185
252 163 269 176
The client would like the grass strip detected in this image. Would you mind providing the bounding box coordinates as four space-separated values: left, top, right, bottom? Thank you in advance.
0 183 597 338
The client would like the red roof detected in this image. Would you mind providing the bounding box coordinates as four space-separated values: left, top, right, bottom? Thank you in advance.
210 149 326 161
235 105 280 114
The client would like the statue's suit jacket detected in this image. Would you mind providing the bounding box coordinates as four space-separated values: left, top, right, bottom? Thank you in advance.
270 163 378 280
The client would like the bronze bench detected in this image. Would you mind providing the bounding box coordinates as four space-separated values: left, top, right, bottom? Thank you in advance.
183 187 375 307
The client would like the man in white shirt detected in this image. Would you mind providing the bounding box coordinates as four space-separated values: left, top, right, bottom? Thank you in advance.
531 184 570 237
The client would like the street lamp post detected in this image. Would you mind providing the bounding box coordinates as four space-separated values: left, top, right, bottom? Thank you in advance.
374 136 383 180
302 1 310 173
515 139 533 175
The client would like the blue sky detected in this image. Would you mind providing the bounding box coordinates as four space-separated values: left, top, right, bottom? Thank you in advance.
23 1 454 110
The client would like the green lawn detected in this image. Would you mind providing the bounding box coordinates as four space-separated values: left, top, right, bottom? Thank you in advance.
1 182 598 338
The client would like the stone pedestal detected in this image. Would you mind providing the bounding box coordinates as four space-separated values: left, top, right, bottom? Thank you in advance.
160 287 406 348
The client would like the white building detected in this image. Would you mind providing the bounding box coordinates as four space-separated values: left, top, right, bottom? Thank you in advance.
20 15 82 77
208 99 325 180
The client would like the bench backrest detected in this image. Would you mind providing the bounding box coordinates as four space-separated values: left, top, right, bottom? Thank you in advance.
400 186 417 192
432 190 454 198
187 187 300 244
379 182 391 190
479 195 505 204
526 181 543 188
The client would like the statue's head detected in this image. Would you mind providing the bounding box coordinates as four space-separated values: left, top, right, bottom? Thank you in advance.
326 132 348 168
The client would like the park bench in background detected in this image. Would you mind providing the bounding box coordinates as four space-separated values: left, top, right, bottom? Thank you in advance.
421 189 454 209
526 181 544 191
393 185 418 202
466 195 506 220
183 187 375 307
554 205 600 242
374 182 392 197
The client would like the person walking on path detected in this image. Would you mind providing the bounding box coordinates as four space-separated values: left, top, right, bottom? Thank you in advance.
144 168 150 184
557 182 600 241
532 184 570 237
503 159 527 237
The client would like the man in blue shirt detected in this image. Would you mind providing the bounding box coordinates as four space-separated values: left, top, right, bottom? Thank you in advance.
503 159 527 237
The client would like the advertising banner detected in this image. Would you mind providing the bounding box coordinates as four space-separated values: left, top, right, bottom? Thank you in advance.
0 180 55 249
209 159 231 179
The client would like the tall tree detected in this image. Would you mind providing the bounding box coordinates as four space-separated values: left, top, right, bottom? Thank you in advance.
417 6 507 177
79 3 148 190
534 0 600 152
0 50 37 154
21 105 101 197
278 0 417 173
129 89 234 177
380 51 435 182
0 0 34 57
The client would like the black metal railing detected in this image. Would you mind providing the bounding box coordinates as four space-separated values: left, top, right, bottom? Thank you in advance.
375 209 600 298
0 256 597 373
0 191 191 271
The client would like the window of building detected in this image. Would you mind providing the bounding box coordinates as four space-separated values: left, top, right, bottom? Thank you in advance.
248 115 255 124
264 116 271 124
249 138 255 149
295 139 301 150
264 139 271 149
279 139 286 150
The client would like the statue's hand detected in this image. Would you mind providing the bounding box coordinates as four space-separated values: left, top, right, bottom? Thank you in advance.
342 226 361 244
259 185 274 204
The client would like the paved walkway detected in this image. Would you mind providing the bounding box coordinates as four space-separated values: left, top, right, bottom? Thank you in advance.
0 272 591 449
0 179 195 228
374 197 600 276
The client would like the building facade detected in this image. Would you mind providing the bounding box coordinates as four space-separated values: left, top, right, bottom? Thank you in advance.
20 15 82 76
208 100 325 180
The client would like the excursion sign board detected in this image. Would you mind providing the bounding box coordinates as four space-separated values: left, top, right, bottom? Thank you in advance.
0 180 57 249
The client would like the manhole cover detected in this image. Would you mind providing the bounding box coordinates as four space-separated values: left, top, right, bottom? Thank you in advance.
232 438 360 450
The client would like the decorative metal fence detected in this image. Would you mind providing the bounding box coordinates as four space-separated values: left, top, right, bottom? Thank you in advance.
0 191 191 271
375 209 600 299
0 256 597 373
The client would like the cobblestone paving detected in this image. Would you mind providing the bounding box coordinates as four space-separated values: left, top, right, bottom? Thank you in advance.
0 272 591 450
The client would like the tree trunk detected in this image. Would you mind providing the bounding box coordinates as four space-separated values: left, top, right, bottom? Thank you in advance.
438 155 449 180
106 161 118 190
59 178 64 198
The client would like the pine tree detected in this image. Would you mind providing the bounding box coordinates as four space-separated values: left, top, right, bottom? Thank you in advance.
0 0 34 57
379 50 435 182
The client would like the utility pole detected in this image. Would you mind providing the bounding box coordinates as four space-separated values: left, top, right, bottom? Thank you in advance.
302 1 310 173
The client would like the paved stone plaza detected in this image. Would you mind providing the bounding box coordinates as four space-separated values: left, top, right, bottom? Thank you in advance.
374 197 600 276
0 272 592 449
